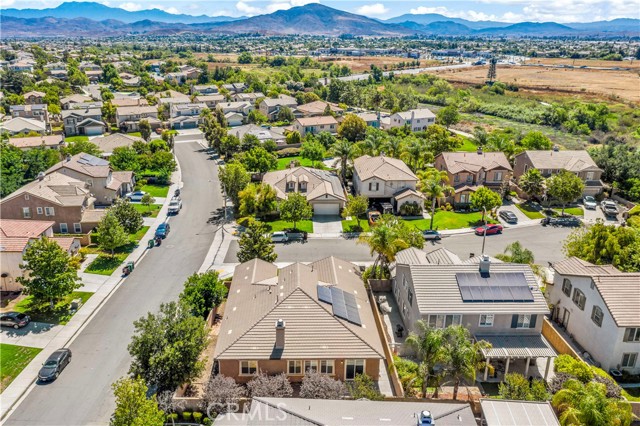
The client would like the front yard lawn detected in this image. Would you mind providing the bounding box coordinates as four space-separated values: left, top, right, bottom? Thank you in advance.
1 344 42 392
406 211 496 230
64 135 89 143
261 219 314 233
13 291 93 325
516 202 545 219
133 203 161 217
341 216 371 233
86 226 149 275
140 184 170 198
553 207 584 217
276 156 315 170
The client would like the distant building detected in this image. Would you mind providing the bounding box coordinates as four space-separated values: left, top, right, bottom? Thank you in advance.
8 134 65 151
388 108 435 132
292 115 338 137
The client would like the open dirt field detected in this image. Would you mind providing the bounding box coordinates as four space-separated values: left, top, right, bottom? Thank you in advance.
434 65 640 103
530 58 640 70
316 56 440 73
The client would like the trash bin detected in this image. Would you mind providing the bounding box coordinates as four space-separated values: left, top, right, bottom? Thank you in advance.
148 239 155 249
126 261 135 271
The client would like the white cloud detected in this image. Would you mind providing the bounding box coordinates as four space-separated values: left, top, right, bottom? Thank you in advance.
357 3 389 16
118 2 143 11
150 4 179 14
2 0 16 5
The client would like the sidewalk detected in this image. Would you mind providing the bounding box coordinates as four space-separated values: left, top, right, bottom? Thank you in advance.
0 167 183 422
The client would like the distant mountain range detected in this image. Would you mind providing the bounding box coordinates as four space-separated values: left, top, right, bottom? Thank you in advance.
1 2 638 37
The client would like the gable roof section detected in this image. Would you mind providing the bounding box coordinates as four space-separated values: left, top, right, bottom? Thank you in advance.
91 133 142 153
1 117 46 133
0 219 54 238
438 151 512 174
592 274 640 327
8 135 64 149
1 172 89 207
294 116 338 127
47 153 111 178
553 257 621 276
262 167 345 202
518 150 601 173
353 155 417 182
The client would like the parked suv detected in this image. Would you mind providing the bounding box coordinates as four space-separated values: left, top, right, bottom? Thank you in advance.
600 200 619 217
499 210 518 224
168 197 182 215
0 312 30 329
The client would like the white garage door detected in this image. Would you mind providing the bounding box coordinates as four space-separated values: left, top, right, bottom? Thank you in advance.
313 203 339 215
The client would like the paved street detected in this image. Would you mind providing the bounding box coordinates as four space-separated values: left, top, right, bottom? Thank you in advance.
334 63 472 82
225 225 573 265
4 142 222 426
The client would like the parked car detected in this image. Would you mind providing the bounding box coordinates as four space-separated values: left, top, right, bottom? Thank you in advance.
541 216 582 227
583 196 597 210
38 348 72 382
168 197 182 214
155 223 170 239
0 312 30 329
271 231 288 243
368 211 381 226
475 224 503 236
499 210 518 224
600 200 619 217
422 230 442 241
125 191 147 202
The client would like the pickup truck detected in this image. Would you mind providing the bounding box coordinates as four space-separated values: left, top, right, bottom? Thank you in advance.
600 200 619 217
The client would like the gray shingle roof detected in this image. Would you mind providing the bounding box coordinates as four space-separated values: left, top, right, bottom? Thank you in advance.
592 274 640 327
517 150 601 172
262 167 346 202
438 151 512 174
353 155 417 182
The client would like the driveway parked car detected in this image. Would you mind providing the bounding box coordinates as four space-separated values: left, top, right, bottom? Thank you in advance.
271 231 288 243
475 224 503 235
499 210 518 224
0 312 30 329
541 216 582 227
583 196 597 210
125 191 147 202
38 348 72 382
600 200 619 217
168 197 182 214
155 223 170 239
422 230 442 240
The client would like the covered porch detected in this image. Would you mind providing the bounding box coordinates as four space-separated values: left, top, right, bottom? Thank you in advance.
476 334 557 383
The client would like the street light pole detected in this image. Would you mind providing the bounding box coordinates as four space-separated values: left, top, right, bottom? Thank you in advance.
481 206 487 255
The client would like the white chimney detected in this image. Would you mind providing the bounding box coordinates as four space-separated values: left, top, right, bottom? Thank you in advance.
479 255 491 275
275 319 285 350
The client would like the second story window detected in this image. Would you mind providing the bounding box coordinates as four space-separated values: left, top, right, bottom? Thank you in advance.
287 181 295 192
408 288 413 307
45 207 55 216
562 278 572 297
22 207 31 218
624 328 640 342
494 171 503 181
454 175 460 183
591 306 603 327
572 289 586 310
299 182 307 192
479 314 494 327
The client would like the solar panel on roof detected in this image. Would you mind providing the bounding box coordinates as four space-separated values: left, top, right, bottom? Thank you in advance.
456 272 534 302
317 285 333 304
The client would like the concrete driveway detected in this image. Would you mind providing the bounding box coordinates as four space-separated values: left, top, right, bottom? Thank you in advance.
0 322 62 348
497 202 537 227
311 215 343 236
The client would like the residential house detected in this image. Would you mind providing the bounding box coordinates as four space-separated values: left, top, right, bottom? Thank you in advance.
62 108 106 136
354 111 381 128
213 257 385 383
85 70 102 83
190 84 218 95
215 398 476 426
224 112 244 127
388 108 436 132
549 257 640 374
296 100 343 117
259 95 298 120
232 92 264 103
0 219 80 292
1 117 47 135
119 72 140 87
434 150 512 207
229 124 286 146
8 61 34 72
11 104 49 124
221 82 247 94
393 249 555 380
179 65 201 80
513 150 604 196
262 166 347 215
353 155 424 213
90 133 143 157
49 69 69 80
216 101 254 124
110 98 149 108
292 116 338 137
115 105 160 132
480 399 559 426
23 91 45 104
169 102 207 129
46 153 135 205
164 72 188 85
0 172 103 235
60 94 96 110
8 134 65 151
79 62 102 72
44 62 66 72
154 90 191 107
194 94 225 109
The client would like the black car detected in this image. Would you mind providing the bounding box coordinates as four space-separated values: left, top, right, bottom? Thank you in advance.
38 348 72 382
0 312 30 329
155 222 170 239
499 210 518 224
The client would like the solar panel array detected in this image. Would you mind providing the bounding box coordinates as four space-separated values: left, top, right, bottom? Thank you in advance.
316 285 362 326
456 272 534 302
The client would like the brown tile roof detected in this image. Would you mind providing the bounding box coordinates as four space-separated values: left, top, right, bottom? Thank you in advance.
81 209 106 224
116 105 158 116
262 167 346 202
296 100 342 115
91 133 142 154
50 237 79 252
438 151 513 174
1 172 89 206
0 236 31 252
8 135 64 149
552 257 621 276
592 274 640 327
517 150 601 173
0 219 54 238
294 115 338 127
47 153 111 178
110 98 149 107
353 155 417 182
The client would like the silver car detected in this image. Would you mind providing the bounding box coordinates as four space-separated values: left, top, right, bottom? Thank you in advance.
271 232 288 243
168 197 182 214
583 196 597 210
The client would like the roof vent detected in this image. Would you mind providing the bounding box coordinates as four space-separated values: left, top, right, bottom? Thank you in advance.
418 410 435 426
65 154 71 162
37 171 45 181
479 255 491 276
477 145 483 155
275 319 285 350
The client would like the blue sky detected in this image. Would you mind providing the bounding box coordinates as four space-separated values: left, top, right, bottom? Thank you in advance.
3 0 639 22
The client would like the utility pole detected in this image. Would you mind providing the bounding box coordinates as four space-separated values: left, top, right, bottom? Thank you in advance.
487 57 497 84
481 207 488 255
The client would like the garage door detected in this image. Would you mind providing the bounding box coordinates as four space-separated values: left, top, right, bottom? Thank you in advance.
313 203 339 215
85 127 103 136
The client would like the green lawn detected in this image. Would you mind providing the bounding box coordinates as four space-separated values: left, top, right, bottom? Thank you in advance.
553 207 584 217
127 132 142 137
140 184 170 198
1 344 42 392
516 202 545 219
341 216 371 233
13 291 93 325
457 137 478 152
261 219 314 233
412 211 496 230
86 226 149 275
276 156 315 170
64 135 89 143
133 203 161 217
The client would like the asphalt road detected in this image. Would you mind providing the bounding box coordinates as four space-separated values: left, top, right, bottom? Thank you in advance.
330 63 473 83
5 142 223 426
224 225 573 265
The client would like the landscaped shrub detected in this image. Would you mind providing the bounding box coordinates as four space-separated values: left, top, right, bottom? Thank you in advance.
277 147 301 157
554 354 594 382
549 372 575 394
593 374 622 399
362 265 390 282
399 201 421 216
202 418 212 426
166 413 178 422
192 412 203 423
182 411 192 421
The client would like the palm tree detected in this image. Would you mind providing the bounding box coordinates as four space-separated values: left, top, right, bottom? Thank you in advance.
495 241 535 264
357 128 387 156
404 321 446 398
486 134 521 166
519 168 545 200
417 169 453 230
330 139 356 185
400 137 429 172
383 136 404 159
442 326 491 400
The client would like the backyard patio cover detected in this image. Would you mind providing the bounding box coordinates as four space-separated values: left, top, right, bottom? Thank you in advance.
476 334 557 359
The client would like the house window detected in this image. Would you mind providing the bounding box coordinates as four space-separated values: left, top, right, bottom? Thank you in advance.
591 306 603 327
74 223 82 233
287 181 295 192
320 360 334 375
466 175 472 183
586 172 594 180
624 328 640 342
572 289 586 310
368 182 380 191
45 207 55 216
494 171 503 182
59 223 68 233
460 194 468 203
304 360 318 373
408 288 413 307
22 207 31 218
240 360 257 375
621 353 637 369
24 194 29 200
427 314 462 329
37 207 43 215
345 359 365 380
562 278 572 297
299 182 307 192
515 314 534 329
479 314 494 327
288 360 302 375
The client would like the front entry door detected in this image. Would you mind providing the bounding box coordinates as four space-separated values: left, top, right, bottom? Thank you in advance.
562 308 570 328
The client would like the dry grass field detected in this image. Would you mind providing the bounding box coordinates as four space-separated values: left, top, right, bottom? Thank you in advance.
434 65 640 103
531 58 640 70
316 56 440 73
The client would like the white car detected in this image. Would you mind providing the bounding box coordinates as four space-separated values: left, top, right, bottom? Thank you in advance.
271 231 288 243
583 196 597 210
125 191 147 202
168 197 182 214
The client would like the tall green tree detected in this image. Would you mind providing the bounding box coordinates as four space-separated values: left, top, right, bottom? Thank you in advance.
64 139 102 157
128 301 209 392
338 114 367 142
342 195 369 230
301 140 326 163
418 168 453 230
219 162 250 207
0 141 24 197
405 321 447 398
520 131 553 150
330 138 357 184
17 237 80 308
238 146 277 174
279 192 313 231
276 106 294 122
220 134 241 158
237 219 278 263
110 198 143 234
23 147 61 180
179 270 228 319
424 124 462 156
495 241 535 264
238 183 277 219
401 136 433 172
110 147 140 173
519 168 545 200
97 211 129 256
546 170 585 215
110 377 164 426
139 120 151 142
436 105 460 129
470 186 503 222
442 326 491 400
